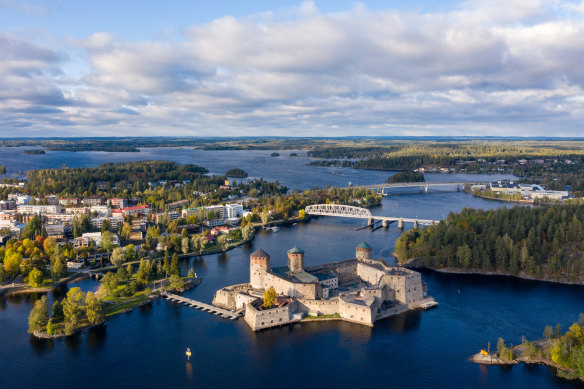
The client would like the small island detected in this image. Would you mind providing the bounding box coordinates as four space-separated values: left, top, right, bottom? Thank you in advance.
0 165 5 174
388 171 425 183
470 315 584 382
225 168 248 178
23 149 45 155
270 152 280 157
290 153 298 157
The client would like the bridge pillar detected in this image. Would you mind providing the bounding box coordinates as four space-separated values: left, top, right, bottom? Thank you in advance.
413 220 419 228
457 185 461 191
368 217 374 226
425 185 429 193
398 219 404 229
382 220 388 228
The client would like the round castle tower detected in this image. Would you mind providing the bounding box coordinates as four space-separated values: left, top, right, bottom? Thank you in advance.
250 248 270 289
356 241 372 261
287 246 304 272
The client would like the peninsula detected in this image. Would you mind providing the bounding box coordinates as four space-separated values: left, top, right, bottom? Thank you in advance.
213 242 436 331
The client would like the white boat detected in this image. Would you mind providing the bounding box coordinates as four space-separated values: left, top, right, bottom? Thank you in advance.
272 226 280 232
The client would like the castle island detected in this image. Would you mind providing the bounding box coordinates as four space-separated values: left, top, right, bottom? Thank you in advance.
213 242 437 331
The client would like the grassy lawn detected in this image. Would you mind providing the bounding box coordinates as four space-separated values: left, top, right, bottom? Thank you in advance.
302 313 341 320
104 295 149 317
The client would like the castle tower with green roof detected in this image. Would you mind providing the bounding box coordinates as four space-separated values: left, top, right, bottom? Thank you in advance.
287 245 304 272
356 242 372 260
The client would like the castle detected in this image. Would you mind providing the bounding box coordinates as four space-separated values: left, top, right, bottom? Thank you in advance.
213 242 436 331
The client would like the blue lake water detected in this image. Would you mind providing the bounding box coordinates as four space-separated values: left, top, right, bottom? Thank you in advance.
0 148 581 388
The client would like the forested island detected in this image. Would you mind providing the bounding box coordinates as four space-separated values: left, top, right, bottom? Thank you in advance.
0 166 5 174
23 150 45 155
225 168 248 178
472 315 584 381
395 206 584 284
388 171 424 183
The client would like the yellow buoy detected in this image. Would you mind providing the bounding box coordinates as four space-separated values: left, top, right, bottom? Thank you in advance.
186 348 192 360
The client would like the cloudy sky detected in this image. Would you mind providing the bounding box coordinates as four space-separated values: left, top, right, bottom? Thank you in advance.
1 0 583 137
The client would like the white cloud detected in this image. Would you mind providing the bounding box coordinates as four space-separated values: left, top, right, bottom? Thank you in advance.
1 1 584 136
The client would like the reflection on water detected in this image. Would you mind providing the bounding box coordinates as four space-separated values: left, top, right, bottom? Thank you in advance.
29 336 54 355
65 333 81 353
185 362 193 380
87 326 107 353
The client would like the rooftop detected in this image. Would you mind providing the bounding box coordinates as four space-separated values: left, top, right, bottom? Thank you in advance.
251 248 270 258
287 245 304 254
357 241 372 250
271 266 318 284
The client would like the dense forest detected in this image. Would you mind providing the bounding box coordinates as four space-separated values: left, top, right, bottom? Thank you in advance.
24 161 208 197
309 143 584 171
395 206 584 283
388 171 425 183
23 150 45 155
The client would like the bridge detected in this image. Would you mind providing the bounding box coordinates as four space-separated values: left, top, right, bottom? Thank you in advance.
304 204 438 228
344 181 487 193
160 291 243 320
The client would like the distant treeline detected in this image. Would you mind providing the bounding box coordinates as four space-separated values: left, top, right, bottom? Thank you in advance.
24 161 208 197
23 149 45 155
395 206 584 283
308 144 584 171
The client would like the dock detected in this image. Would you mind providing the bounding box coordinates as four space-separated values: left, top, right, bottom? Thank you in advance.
160 291 243 320
420 301 439 310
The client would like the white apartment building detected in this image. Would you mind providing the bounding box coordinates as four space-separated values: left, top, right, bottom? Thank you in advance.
224 203 244 219
17 204 62 215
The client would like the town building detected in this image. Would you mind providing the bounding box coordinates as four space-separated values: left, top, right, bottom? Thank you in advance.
213 242 435 331
225 203 244 219
17 204 62 215
59 197 80 206
82 196 105 206
109 198 127 208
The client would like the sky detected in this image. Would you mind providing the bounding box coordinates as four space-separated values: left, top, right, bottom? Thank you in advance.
1 0 584 137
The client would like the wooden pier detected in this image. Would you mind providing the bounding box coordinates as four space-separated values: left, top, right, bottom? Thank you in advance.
160 291 243 320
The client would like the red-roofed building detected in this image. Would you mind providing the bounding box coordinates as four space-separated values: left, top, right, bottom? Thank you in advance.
121 205 150 217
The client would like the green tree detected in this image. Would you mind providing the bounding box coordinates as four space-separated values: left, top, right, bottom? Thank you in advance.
101 219 112 233
101 272 119 296
21 215 43 240
63 287 86 335
263 287 277 308
171 253 180 276
169 274 184 290
217 235 228 252
125 244 137 261
27 268 43 288
187 267 195 278
50 257 66 282
110 247 125 267
163 251 170 276
181 237 190 254
100 231 115 252
543 325 554 339
85 291 105 325
4 252 23 276
46 319 54 335
51 300 64 322
28 295 49 333
242 224 254 240
120 222 132 240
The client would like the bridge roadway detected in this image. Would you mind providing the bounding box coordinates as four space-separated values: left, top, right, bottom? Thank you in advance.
161 291 243 320
343 181 487 191
305 204 438 226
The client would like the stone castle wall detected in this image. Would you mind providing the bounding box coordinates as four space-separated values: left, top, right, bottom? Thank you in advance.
338 298 375 327
296 298 340 316
244 301 295 331
263 272 320 299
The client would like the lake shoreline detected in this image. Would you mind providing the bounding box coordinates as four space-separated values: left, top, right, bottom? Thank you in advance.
399 257 584 286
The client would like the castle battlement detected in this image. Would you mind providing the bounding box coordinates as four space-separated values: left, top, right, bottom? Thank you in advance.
212 242 436 331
